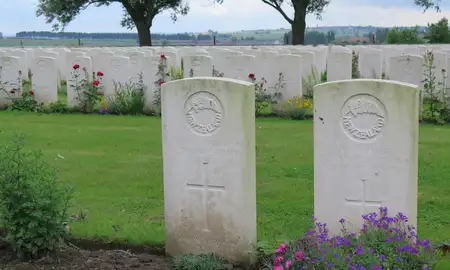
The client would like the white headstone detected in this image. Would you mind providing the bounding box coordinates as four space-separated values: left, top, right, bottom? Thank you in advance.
314 79 419 235
275 54 302 103
182 55 213 78
31 56 58 104
359 48 383 79
223 54 255 81
389 55 423 86
162 77 256 264
0 56 21 108
104 56 130 98
327 48 352 82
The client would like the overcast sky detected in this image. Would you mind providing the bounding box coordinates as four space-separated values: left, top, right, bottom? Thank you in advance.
2 0 450 35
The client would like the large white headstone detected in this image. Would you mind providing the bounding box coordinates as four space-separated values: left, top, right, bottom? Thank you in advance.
162 77 256 264
314 79 419 235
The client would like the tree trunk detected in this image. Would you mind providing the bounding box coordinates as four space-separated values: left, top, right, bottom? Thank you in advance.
291 9 306 45
136 23 152 46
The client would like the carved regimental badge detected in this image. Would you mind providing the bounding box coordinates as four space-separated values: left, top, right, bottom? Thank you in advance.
185 91 223 136
340 94 387 142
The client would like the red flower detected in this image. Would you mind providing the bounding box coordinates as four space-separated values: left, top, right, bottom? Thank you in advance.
248 73 255 78
73 64 80 70
9 90 15 94
29 90 34 95
92 80 100 86
97 71 104 77
159 81 165 85
160 54 166 59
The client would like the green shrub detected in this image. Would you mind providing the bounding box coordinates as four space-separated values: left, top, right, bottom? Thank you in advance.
352 51 361 79
0 134 72 259
279 96 313 120
321 71 327 83
170 66 184 80
107 73 146 115
6 90 43 112
41 101 72 114
302 67 320 98
172 253 226 270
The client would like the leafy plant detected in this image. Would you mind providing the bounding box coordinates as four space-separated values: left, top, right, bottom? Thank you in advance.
321 71 327 83
41 100 71 114
251 72 283 116
170 66 184 80
6 90 41 112
0 134 72 259
172 253 226 270
302 67 320 98
0 68 41 112
421 50 449 124
153 54 170 109
107 74 146 115
69 64 104 113
212 65 224 77
268 208 437 270
280 96 313 120
352 51 361 79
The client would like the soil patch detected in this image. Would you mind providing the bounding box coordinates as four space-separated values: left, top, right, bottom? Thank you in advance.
0 240 170 270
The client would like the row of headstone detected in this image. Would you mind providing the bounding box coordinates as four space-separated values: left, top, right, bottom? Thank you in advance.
160 77 419 265
0 44 447 110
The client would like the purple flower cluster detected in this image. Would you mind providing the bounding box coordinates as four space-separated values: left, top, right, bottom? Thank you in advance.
271 207 436 269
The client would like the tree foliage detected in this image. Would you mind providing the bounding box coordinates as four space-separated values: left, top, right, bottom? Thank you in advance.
425 17 450 43
414 0 442 11
36 0 189 31
387 27 424 44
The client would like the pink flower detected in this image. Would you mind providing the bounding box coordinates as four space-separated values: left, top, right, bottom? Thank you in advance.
273 266 284 270
280 243 287 250
285 260 292 268
295 251 304 261
97 71 104 77
275 248 283 253
276 256 284 263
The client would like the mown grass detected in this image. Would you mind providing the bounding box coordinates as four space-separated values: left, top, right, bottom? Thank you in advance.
0 112 449 266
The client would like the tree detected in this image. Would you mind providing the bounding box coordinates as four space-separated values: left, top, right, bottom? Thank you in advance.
36 0 219 46
424 17 450 43
261 0 330 45
326 30 335 43
414 0 442 11
375 28 389 44
387 27 424 44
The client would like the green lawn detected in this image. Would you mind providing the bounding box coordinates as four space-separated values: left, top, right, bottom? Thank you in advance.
0 112 449 265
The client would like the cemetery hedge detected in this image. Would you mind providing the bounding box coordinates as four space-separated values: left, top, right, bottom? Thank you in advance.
0 112 449 268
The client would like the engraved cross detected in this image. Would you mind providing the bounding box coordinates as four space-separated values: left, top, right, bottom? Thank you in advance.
345 179 382 215
186 160 225 232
